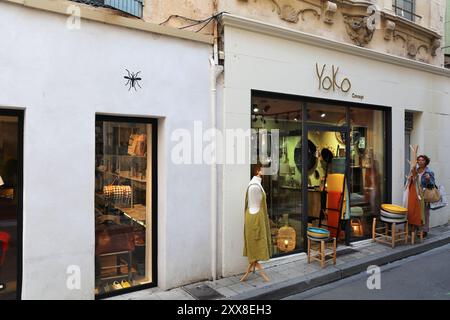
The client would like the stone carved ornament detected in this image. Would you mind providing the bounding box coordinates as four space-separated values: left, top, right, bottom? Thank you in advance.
431 39 440 57
238 0 321 24
271 0 321 23
384 20 395 40
237 0 342 27
343 13 375 47
324 1 337 24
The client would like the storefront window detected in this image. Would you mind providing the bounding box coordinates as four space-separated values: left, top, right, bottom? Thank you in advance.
251 95 303 256
307 103 346 126
349 108 385 239
95 117 154 296
0 113 20 300
252 93 388 250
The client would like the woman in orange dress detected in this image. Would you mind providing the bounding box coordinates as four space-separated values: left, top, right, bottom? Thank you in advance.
407 170 424 228
406 155 434 236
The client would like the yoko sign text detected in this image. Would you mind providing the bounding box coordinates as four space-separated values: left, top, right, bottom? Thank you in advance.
316 63 351 93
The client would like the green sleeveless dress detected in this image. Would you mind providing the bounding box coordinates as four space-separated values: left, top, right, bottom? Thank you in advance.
243 183 273 263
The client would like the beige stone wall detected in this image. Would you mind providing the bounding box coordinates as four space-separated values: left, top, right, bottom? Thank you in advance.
213 0 445 66
142 0 215 34
66 0 445 66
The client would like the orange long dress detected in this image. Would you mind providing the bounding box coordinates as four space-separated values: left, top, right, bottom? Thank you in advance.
407 179 422 227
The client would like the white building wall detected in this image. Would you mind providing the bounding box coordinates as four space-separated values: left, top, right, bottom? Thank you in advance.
0 2 213 299
221 22 450 277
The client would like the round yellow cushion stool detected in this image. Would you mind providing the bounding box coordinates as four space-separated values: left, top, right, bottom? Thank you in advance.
381 204 408 214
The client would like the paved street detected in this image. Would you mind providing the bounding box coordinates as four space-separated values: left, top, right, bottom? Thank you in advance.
285 244 450 300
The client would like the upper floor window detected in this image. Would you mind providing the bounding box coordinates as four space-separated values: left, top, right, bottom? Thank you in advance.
393 0 415 22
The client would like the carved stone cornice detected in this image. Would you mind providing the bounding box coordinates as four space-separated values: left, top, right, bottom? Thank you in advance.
269 0 321 24
234 0 442 63
380 10 441 40
381 10 441 62
220 13 450 77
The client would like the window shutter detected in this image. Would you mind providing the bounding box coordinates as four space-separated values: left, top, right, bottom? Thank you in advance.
105 0 144 18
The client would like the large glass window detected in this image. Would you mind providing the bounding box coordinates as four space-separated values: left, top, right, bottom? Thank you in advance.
349 108 385 239
0 113 20 300
251 92 389 251
95 116 154 296
251 95 303 256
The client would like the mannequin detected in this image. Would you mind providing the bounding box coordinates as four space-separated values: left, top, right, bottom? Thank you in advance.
241 164 272 282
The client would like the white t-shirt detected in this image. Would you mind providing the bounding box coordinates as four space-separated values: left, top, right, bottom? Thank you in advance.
248 176 265 214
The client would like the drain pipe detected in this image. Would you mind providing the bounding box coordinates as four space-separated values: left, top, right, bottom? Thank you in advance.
210 17 223 282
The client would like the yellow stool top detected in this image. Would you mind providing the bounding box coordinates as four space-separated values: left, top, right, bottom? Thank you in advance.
381 204 408 214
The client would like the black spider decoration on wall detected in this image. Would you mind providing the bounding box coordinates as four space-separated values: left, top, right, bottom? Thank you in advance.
124 69 142 91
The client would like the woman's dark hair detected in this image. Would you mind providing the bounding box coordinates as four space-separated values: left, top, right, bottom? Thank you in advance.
252 163 263 176
417 155 430 166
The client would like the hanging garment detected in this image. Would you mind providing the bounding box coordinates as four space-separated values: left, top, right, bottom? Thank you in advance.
407 177 425 227
243 180 272 263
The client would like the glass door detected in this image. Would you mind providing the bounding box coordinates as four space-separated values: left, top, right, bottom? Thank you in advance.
304 126 348 244
0 110 22 300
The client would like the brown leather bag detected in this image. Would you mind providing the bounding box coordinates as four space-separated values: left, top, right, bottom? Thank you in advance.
423 185 441 203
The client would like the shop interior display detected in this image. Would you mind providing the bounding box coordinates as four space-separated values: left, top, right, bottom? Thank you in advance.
94 121 150 295
265 124 379 254
0 114 19 300
251 97 385 254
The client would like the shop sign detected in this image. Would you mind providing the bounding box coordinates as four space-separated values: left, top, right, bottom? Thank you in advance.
315 63 351 93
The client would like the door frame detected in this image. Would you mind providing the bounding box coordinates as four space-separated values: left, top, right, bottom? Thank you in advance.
0 108 24 300
301 115 351 251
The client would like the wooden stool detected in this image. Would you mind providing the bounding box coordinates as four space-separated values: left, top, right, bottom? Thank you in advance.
410 228 424 245
307 237 336 268
372 218 409 248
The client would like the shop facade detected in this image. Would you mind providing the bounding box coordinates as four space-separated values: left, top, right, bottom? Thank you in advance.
218 14 450 277
0 1 213 299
